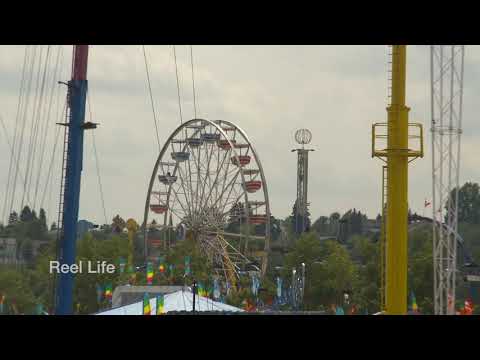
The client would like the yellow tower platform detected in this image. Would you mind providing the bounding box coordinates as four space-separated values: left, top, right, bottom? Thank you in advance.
372 45 423 315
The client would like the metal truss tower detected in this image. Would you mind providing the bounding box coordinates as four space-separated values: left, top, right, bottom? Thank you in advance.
431 45 465 315
292 129 313 235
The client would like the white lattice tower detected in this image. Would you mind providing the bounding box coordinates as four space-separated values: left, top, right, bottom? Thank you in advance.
430 45 465 315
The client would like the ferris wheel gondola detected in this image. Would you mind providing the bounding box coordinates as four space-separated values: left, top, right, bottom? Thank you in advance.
143 119 271 286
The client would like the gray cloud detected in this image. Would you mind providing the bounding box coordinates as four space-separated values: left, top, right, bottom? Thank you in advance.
0 45 478 227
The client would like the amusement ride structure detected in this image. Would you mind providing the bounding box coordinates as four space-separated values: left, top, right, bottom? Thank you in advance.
430 45 465 315
292 129 314 235
373 45 424 315
143 118 271 286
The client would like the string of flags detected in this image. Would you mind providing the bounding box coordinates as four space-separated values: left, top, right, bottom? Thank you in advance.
146 262 154 285
411 291 419 313
143 293 151 315
105 283 113 301
156 294 165 315
158 256 166 274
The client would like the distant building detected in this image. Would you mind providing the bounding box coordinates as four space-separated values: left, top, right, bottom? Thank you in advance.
77 220 96 238
0 237 49 265
0 237 18 265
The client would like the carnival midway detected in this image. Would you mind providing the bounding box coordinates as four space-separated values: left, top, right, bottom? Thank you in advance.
0 45 478 315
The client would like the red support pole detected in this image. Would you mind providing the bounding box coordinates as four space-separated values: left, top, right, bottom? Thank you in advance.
72 45 89 80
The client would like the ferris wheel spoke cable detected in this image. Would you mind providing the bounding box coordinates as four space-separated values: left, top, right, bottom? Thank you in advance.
168 142 194 216
173 162 194 219
2 46 29 224
141 45 161 153
9 45 38 216
200 147 231 212
198 143 217 214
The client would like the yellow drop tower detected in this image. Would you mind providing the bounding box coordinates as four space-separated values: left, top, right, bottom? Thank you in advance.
372 45 423 315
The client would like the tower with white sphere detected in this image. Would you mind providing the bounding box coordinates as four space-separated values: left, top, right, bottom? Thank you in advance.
292 129 314 235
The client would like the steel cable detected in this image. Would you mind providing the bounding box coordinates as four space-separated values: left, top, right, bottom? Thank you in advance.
172 45 184 125
142 45 161 152
2 46 29 224
34 46 63 209
9 45 38 216
87 92 108 225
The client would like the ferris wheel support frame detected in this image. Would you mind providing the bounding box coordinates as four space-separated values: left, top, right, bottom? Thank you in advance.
431 45 465 315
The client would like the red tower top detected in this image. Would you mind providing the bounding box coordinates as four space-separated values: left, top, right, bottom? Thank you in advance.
72 45 89 80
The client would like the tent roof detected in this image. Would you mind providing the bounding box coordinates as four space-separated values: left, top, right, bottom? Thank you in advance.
96 290 243 315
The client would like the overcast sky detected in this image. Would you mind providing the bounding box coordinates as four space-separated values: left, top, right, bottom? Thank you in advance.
0 45 478 226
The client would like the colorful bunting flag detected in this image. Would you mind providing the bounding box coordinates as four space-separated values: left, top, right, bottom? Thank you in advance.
158 259 166 273
156 294 165 315
143 293 151 315
463 299 473 315
96 284 103 304
119 257 126 274
104 283 113 300
276 277 282 299
349 304 357 315
197 282 205 297
146 262 154 285
411 292 418 312
251 275 260 297
0 294 5 314
335 306 345 315
184 256 191 276
36 304 44 315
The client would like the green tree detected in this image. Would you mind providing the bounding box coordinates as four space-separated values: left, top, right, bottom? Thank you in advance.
39 209 48 237
451 182 480 224
350 235 379 313
20 206 33 223
408 223 434 314
112 215 126 234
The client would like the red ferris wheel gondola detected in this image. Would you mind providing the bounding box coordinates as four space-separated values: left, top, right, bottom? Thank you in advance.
244 180 262 193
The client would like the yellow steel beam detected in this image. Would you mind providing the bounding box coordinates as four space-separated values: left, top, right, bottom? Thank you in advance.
386 45 409 315
372 45 423 315
380 166 387 311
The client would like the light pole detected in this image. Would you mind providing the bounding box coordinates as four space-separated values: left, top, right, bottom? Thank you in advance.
301 263 306 308
292 268 297 310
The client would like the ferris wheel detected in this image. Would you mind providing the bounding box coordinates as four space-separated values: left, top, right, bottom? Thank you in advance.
143 119 271 286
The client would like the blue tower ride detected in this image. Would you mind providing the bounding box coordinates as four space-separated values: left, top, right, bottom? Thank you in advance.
55 45 90 315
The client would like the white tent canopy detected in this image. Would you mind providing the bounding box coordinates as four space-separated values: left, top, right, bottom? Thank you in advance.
96 290 243 315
